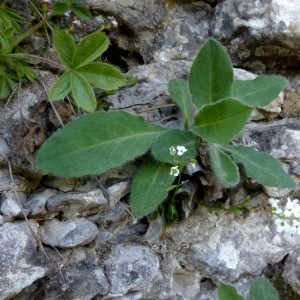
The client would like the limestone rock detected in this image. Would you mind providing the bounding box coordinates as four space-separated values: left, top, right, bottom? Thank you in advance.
39 218 98 248
0 221 48 300
104 244 160 294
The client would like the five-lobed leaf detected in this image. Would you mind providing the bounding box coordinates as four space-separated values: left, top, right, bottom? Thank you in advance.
224 145 297 188
151 129 198 165
130 158 174 217
168 79 194 128
52 27 75 68
189 39 233 109
192 98 253 144
232 75 288 108
72 31 109 68
36 111 166 177
209 145 240 187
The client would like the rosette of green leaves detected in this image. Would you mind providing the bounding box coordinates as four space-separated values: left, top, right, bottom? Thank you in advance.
49 28 125 112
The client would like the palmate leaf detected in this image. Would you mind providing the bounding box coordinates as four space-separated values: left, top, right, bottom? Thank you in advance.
70 71 96 112
130 158 174 217
52 27 75 68
189 39 233 109
249 278 279 300
192 98 253 144
209 145 240 187
168 79 194 127
224 145 297 188
36 111 165 177
232 75 288 107
151 129 198 164
76 62 125 90
72 31 109 68
218 282 244 300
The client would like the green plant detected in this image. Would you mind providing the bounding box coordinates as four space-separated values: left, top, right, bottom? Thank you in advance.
0 1 125 107
218 278 279 300
36 39 297 217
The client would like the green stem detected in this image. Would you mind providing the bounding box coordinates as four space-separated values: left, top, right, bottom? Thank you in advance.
10 13 55 50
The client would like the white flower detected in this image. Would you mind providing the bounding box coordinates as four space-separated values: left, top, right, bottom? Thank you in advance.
274 218 292 233
64 10 72 18
284 198 300 217
170 166 179 177
169 146 177 156
269 198 282 215
176 146 187 156
292 220 300 235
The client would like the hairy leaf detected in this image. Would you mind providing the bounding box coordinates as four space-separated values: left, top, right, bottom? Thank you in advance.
70 71 96 112
189 39 233 109
72 31 109 68
76 62 125 90
130 158 174 217
192 98 252 144
151 129 198 164
49 71 72 101
168 79 194 127
218 282 244 300
209 145 240 187
249 278 279 300
36 111 165 177
224 145 297 188
232 75 288 107
52 27 75 68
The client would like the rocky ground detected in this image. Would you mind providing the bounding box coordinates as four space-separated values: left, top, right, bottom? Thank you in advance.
1 0 300 299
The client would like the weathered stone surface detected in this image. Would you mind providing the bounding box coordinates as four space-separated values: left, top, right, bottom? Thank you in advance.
0 221 48 300
212 0 300 70
0 191 25 219
39 218 98 248
104 244 160 294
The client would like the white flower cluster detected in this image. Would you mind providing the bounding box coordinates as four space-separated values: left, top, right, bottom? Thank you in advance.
169 146 188 177
269 197 300 235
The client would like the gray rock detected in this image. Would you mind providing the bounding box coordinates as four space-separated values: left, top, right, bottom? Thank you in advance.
0 221 48 300
46 188 108 218
0 191 26 219
39 218 98 248
0 170 28 192
41 264 109 299
104 244 160 294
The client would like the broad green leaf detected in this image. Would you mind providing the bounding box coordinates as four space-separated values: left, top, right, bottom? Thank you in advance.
151 129 198 164
36 111 165 177
51 2 69 15
49 71 72 101
52 27 75 68
71 5 92 20
72 31 109 68
209 145 240 187
249 278 279 300
189 39 233 109
218 282 244 300
76 62 125 90
224 145 297 188
232 75 288 107
192 98 253 144
130 158 174 217
70 71 96 112
168 79 194 127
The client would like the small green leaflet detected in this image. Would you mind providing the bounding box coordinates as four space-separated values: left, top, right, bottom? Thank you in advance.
151 129 198 165
232 75 288 108
189 39 233 109
168 79 194 127
192 98 253 144
217 282 244 300
209 145 240 187
36 111 166 177
223 145 296 188
249 278 279 300
130 158 174 217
